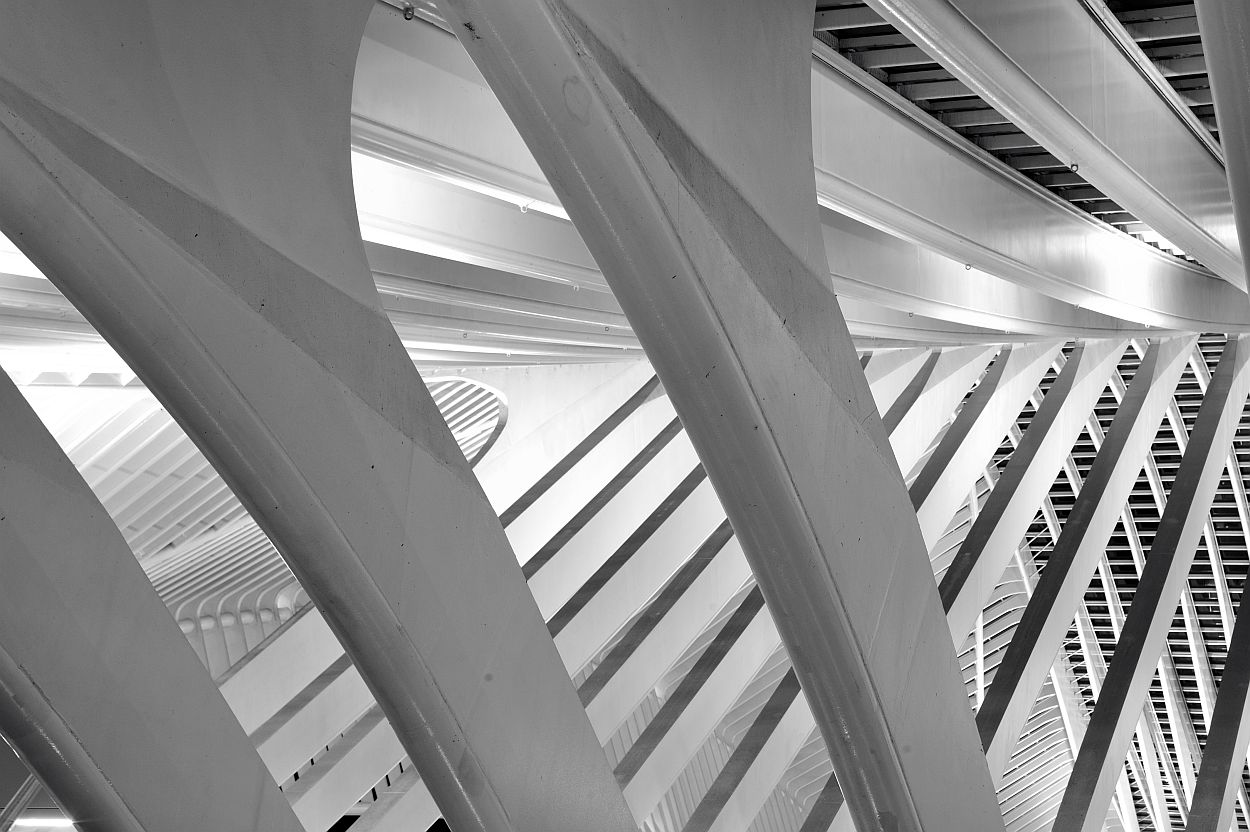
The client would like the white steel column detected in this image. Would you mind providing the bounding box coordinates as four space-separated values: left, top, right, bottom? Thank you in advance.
1054 335 1250 832
976 336 1194 781
0 370 303 832
0 4 635 831
436 1 1004 828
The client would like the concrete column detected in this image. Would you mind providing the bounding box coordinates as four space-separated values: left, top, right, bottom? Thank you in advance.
976 336 1195 782
1183 579 1250 832
437 1 1003 828
940 339 1126 645
0 370 302 831
0 4 634 830
1053 335 1250 832
1194 0 1250 293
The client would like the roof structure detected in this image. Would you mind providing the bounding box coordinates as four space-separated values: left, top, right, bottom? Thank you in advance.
1 1 1250 831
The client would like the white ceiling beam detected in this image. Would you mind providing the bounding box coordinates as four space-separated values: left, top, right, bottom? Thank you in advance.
810 43 1245 330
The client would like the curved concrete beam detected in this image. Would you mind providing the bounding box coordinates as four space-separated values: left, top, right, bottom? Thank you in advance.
0 4 635 831
356 149 1151 346
812 45 1249 330
820 211 1158 339
0 369 303 832
862 0 1241 284
434 0 1003 829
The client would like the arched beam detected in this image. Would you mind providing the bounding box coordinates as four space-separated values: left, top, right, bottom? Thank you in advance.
0 3 635 830
434 0 1004 829
0 369 303 832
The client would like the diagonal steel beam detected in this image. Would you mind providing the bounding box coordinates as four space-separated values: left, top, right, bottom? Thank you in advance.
939 339 1125 645
1184 577 1250 832
0 777 40 832
1035 438 1149 832
977 336 1194 781
887 346 997 477
910 341 1062 549
1054 335 1250 832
